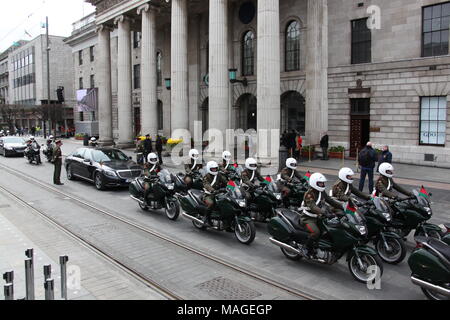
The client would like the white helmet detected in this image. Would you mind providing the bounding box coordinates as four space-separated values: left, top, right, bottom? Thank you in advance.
49 135 54 140
147 153 158 165
30 136 35 140
206 161 219 176
189 149 199 160
222 151 232 162
91 137 97 142
309 173 327 192
339 167 355 184
379 163 394 178
286 158 297 170
245 158 257 171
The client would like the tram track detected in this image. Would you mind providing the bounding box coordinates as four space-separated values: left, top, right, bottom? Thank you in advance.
0 162 319 300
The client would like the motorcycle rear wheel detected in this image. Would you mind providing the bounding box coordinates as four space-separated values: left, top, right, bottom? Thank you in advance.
281 242 302 261
193 215 207 230
422 287 450 300
348 253 384 284
375 237 406 265
234 221 256 245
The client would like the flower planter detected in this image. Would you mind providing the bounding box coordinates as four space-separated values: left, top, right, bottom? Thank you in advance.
75 136 84 141
301 151 315 159
329 151 345 159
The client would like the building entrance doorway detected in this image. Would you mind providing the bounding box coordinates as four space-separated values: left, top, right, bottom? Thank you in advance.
236 93 257 131
350 98 370 158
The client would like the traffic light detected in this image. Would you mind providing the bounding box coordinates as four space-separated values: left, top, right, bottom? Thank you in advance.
57 86 64 103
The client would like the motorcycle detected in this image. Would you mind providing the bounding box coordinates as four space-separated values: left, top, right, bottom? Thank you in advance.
243 180 281 223
354 197 407 264
129 169 181 221
280 179 308 209
177 187 256 245
408 236 450 300
42 142 54 162
24 142 42 165
387 188 443 240
176 170 204 191
268 204 384 283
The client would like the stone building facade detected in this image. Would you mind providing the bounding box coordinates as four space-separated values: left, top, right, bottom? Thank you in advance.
86 0 450 167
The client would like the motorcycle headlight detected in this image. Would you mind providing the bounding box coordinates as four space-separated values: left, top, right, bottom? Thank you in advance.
166 183 174 190
275 193 282 200
382 212 392 222
424 207 432 215
238 200 246 208
356 225 367 236
103 170 117 178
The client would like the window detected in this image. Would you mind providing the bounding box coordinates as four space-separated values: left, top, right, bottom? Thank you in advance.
157 52 162 87
420 96 447 146
79 112 84 122
242 31 255 76
133 32 142 49
78 50 83 65
134 64 141 89
90 75 95 89
351 18 371 64
422 2 450 57
286 21 301 71
79 77 83 89
90 46 95 62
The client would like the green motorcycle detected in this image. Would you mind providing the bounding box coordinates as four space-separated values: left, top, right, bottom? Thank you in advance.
268 205 384 283
282 180 308 209
244 180 281 223
177 187 256 245
408 236 450 300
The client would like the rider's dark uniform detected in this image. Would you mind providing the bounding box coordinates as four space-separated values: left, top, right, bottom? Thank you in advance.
202 173 228 209
374 176 413 199
331 180 371 202
143 163 162 200
241 168 265 201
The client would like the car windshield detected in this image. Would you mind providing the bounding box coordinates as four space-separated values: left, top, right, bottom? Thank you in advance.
413 189 430 206
92 149 129 162
4 138 25 144
158 169 173 183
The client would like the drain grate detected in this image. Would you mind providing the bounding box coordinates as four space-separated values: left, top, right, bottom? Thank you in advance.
0 204 11 209
195 276 262 300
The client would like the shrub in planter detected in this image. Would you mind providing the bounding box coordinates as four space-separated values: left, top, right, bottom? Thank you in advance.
301 145 315 158
75 133 85 140
329 146 345 159
165 138 183 156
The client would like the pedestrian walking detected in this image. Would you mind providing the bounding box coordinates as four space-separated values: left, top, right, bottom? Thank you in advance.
156 135 164 164
377 145 393 172
320 132 329 160
288 130 297 157
296 133 303 161
53 140 64 185
358 141 378 193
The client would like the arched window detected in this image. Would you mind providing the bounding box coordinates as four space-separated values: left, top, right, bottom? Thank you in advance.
242 31 255 76
156 52 162 87
285 21 300 71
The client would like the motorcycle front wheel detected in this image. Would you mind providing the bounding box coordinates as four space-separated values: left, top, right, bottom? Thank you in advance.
422 287 450 300
165 199 180 221
348 253 384 284
375 237 406 265
234 220 256 245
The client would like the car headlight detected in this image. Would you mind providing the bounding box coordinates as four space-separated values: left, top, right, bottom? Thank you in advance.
356 225 367 235
5 146 13 150
382 212 392 222
103 170 117 178
238 200 246 208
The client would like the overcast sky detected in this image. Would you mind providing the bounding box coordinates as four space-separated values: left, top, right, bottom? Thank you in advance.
0 0 95 52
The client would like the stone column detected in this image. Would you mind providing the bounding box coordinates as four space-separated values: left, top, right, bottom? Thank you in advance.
96 25 113 145
114 15 134 147
138 4 158 138
171 0 189 132
188 15 201 135
306 0 328 145
257 0 281 163
209 0 229 137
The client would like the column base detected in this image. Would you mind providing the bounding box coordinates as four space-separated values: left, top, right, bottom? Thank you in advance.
98 139 115 147
115 141 136 149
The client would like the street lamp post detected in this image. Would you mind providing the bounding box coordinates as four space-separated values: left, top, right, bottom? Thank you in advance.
228 68 248 87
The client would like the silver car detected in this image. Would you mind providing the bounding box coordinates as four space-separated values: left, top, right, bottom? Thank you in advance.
0 137 27 157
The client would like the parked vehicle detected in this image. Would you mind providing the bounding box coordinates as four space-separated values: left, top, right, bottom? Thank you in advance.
129 169 180 220
65 147 142 190
408 236 450 300
0 137 27 157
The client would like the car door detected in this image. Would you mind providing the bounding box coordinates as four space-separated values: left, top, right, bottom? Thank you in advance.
69 148 86 177
79 148 95 181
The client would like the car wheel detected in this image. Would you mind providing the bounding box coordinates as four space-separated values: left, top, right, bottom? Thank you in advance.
67 165 75 181
95 172 106 191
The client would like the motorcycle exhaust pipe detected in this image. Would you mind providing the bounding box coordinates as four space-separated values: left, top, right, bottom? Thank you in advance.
269 237 301 255
181 212 205 225
130 195 145 205
411 276 450 297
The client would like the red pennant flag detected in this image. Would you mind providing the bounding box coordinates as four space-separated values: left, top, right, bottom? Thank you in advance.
419 186 429 198
233 163 238 168
263 176 272 185
227 180 236 191
345 203 357 215
304 171 311 181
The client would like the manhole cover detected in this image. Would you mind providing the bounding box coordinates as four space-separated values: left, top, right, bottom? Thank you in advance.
0 204 11 209
195 277 262 300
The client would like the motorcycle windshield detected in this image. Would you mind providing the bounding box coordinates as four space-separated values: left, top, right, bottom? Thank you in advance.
229 186 245 200
373 197 389 212
346 211 365 225
267 181 280 193
158 169 173 183
413 189 430 207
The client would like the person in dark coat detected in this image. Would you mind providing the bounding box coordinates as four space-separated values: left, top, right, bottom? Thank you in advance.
155 135 163 165
358 142 378 193
142 134 153 163
377 145 393 172
320 132 329 160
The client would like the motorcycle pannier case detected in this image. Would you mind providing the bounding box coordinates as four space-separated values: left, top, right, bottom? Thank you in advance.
129 179 144 198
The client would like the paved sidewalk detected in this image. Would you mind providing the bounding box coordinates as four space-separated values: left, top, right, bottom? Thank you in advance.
0 191 165 301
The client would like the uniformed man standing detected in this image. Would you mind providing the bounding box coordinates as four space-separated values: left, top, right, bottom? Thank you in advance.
53 140 64 185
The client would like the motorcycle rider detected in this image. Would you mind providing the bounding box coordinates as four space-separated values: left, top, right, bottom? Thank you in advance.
143 153 162 202
241 158 265 201
278 158 307 205
300 173 344 257
202 161 228 224
374 163 413 200
331 167 371 203
89 137 98 148
45 135 55 160
184 149 203 187
219 151 235 175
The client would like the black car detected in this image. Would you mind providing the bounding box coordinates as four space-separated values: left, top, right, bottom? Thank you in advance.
65 147 142 190
0 137 27 157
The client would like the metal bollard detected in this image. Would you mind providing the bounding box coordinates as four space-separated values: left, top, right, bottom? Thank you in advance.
4 283 14 300
3 270 14 284
43 264 52 280
24 259 35 300
44 279 55 300
59 256 69 300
